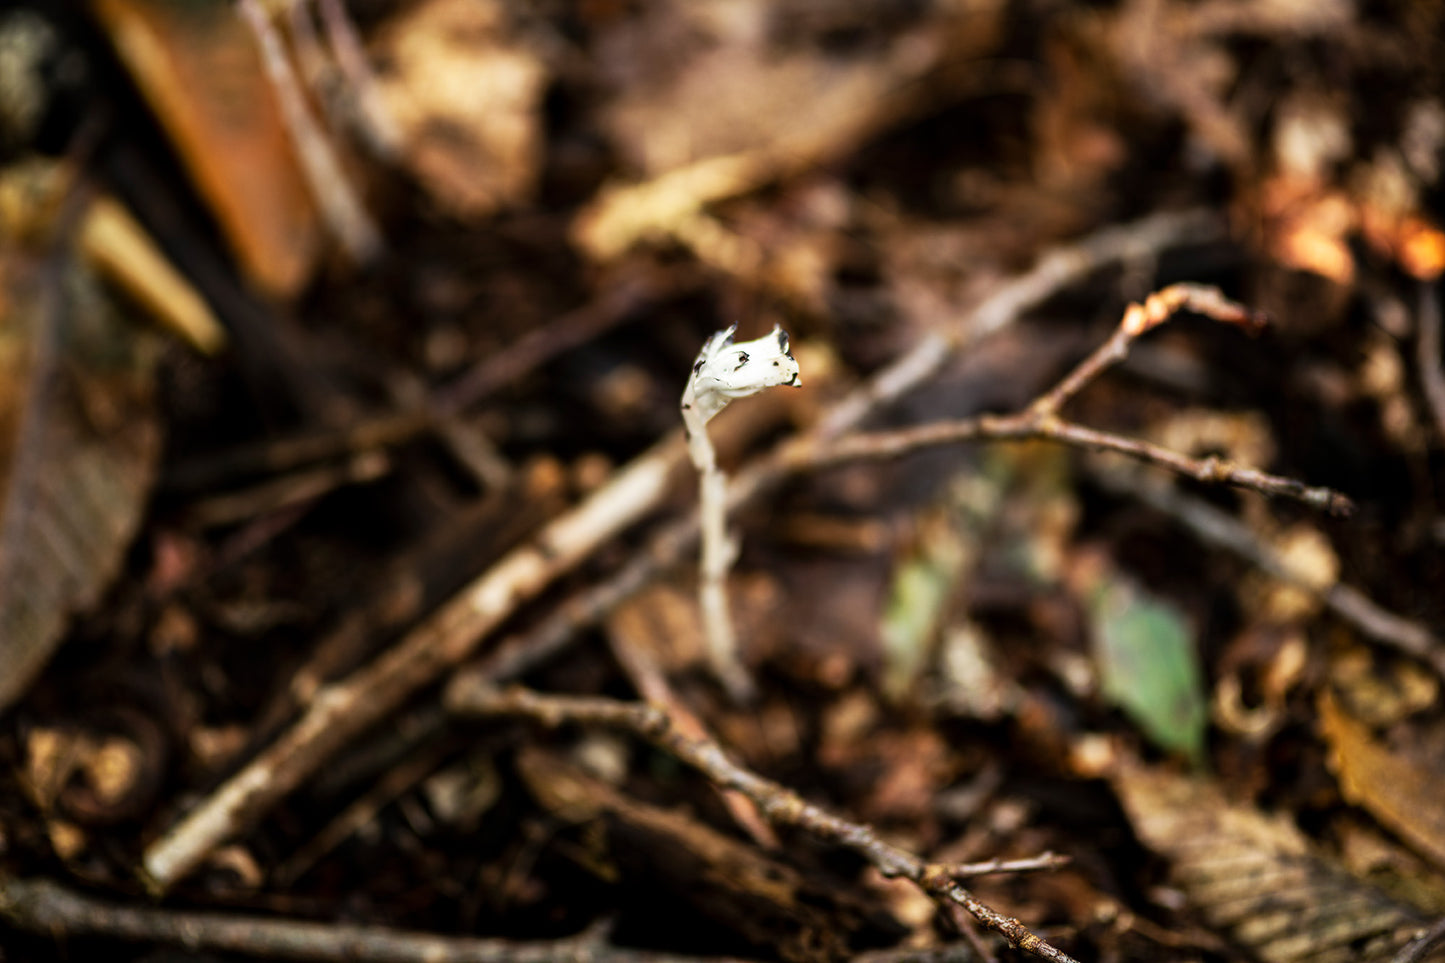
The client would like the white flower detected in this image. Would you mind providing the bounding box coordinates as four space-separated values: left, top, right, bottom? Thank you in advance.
681 324 801 426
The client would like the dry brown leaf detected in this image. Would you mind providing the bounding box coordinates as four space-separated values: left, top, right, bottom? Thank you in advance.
0 180 163 712
90 0 321 297
1320 690 1445 872
372 0 545 219
1115 762 1432 963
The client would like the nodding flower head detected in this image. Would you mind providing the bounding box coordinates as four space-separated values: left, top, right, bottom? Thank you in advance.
683 324 801 425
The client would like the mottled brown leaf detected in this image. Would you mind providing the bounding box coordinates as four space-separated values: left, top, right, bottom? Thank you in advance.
1320 690 1445 872
0 234 162 712
1115 763 1435 963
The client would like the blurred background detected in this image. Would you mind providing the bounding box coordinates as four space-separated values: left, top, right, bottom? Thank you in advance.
2 1 1444 960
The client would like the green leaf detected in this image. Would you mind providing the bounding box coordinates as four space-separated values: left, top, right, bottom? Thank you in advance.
1090 578 1207 766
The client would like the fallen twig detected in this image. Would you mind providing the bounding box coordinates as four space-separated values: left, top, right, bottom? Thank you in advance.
447 685 1081 963
165 270 681 494
0 875 756 963
1417 282 1445 441
314 0 404 160
1392 914 1445 963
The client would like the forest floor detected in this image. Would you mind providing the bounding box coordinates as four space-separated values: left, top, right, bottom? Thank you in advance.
3 2 1445 961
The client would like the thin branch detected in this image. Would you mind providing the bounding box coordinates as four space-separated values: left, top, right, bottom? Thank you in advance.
0 875 757 963
164 270 682 494
1029 283 1267 418
314 0 404 160
236 0 382 263
943 853 1073 878
448 685 1081 963
1417 282 1445 441
141 432 693 890
1392 914 1445 963
808 284 1351 516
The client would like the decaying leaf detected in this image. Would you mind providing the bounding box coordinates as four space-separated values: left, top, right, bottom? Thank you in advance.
90 0 321 297
1089 575 1207 765
371 0 545 218
0 189 163 712
1319 690 1445 872
1115 763 1434 963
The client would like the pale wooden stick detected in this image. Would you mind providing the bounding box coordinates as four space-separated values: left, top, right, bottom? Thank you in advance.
141 433 689 889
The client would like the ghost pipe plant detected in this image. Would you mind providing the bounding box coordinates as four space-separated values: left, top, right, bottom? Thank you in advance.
681 324 801 699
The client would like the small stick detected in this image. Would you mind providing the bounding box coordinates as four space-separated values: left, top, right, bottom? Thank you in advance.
450 685 1080 963
315 0 404 160
144 210 1224 889
943 853 1073 878
236 0 382 263
1392 915 1445 963
141 432 692 890
680 325 801 700
1417 282 1445 440
0 874 757 963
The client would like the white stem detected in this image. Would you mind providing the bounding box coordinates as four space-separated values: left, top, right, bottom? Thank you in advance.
697 461 750 699
680 325 800 699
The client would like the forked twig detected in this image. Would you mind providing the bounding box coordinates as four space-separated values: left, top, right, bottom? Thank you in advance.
807 284 1352 516
448 684 1081 963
